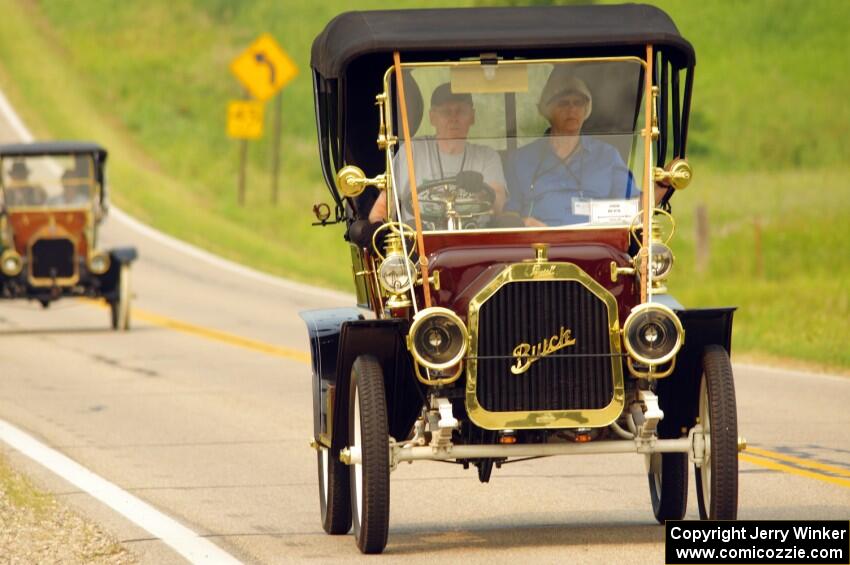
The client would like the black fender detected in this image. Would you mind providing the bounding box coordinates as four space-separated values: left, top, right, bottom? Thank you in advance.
96 247 138 297
331 319 422 456
657 307 736 438
299 308 364 441
108 247 138 265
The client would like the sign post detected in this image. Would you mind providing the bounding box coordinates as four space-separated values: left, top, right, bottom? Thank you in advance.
229 33 298 205
270 94 283 204
226 98 264 205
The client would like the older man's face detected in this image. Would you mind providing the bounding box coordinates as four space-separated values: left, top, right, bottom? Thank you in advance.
429 101 475 140
548 92 589 136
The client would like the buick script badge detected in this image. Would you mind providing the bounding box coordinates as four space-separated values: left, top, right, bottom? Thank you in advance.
511 326 577 375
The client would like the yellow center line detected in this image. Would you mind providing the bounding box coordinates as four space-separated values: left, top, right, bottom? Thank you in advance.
740 453 850 490
82 298 310 364
745 446 850 478
132 309 311 364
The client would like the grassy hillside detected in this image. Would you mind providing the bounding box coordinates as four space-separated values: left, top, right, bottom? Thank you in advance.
0 0 847 369
669 169 849 368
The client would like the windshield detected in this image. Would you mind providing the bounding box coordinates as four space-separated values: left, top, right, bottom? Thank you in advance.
1 154 96 209
388 59 648 232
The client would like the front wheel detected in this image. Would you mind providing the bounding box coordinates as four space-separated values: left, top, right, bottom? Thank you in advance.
314 369 351 535
348 356 390 554
648 452 688 523
694 345 738 520
110 264 131 331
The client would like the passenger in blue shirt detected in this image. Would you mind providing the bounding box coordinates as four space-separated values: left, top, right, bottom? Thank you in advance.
505 73 659 227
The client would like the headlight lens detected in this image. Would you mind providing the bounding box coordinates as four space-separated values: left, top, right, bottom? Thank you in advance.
378 254 415 293
409 307 468 370
622 303 684 365
88 251 111 275
649 242 674 279
1 250 22 276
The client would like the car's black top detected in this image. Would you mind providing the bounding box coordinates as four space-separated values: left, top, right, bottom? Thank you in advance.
310 4 695 211
311 3 694 78
0 141 107 160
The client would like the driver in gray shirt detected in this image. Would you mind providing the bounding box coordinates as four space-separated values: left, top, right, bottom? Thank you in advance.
368 83 506 224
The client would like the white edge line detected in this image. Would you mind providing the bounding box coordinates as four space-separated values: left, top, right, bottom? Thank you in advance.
0 419 242 564
0 88 34 142
0 86 246 562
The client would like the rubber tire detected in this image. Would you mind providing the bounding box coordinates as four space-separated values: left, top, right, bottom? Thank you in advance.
349 356 390 554
317 448 352 534
313 368 351 535
110 264 131 331
648 452 688 523
694 345 739 520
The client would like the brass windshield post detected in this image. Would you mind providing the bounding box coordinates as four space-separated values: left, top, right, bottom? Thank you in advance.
375 92 396 150
393 51 432 308
650 85 660 141
641 44 655 304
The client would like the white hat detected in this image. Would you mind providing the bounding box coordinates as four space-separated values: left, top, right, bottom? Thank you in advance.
538 72 592 121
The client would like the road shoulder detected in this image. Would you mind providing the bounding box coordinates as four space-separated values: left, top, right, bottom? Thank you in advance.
0 448 136 564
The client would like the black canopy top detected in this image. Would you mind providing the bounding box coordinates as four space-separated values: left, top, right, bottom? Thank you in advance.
311 3 694 78
0 141 107 160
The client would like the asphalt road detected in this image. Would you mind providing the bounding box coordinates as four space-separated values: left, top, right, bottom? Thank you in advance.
0 99 848 564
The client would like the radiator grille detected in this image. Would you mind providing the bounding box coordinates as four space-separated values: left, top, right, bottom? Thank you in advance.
31 238 75 279
475 280 614 412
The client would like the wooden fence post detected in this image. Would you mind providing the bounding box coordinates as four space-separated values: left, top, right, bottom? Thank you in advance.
754 216 763 277
695 204 709 274
270 92 282 205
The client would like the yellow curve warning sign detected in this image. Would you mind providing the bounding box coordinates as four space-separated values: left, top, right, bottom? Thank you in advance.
230 34 298 102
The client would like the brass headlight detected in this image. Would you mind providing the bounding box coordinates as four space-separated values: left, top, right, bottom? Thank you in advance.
408 307 468 370
1 250 23 276
622 303 684 366
378 254 416 294
648 242 674 279
88 251 111 275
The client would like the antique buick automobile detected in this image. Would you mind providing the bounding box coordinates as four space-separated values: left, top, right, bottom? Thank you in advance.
303 4 742 553
0 142 136 329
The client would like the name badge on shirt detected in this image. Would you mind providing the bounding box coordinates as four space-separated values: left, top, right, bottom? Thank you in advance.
590 199 640 225
571 197 591 216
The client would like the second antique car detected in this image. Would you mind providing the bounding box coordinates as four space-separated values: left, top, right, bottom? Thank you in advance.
302 4 743 554
0 141 137 329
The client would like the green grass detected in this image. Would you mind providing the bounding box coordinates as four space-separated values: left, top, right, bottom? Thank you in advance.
0 0 847 370
0 452 132 561
650 0 850 170
0 452 53 516
669 169 850 369
0 0 354 289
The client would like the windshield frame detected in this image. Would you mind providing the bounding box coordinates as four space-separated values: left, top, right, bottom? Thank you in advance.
0 153 100 212
381 55 651 237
